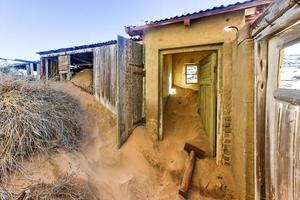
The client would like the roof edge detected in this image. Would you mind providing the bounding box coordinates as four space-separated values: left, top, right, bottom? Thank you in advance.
126 0 271 36
37 40 117 56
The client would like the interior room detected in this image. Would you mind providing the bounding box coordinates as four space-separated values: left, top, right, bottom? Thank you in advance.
161 50 217 157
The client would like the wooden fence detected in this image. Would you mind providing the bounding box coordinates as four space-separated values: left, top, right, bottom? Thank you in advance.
93 44 117 113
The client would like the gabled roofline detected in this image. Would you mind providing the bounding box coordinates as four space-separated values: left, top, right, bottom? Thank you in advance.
37 40 117 56
125 0 271 36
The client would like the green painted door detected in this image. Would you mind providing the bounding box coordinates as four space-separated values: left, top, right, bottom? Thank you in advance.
198 53 217 155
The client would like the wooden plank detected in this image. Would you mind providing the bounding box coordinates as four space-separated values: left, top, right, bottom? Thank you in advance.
58 55 69 71
252 1 297 37
36 63 41 80
93 44 117 113
198 53 217 155
117 36 143 148
254 40 268 199
253 3 300 40
45 59 49 81
274 89 300 105
295 108 300 200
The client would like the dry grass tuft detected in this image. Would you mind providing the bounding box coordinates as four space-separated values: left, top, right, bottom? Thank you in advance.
0 174 97 200
0 76 82 183
16 175 95 200
0 186 13 200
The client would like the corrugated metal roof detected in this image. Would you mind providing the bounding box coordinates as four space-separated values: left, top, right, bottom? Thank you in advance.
126 0 271 36
149 0 255 24
37 40 117 55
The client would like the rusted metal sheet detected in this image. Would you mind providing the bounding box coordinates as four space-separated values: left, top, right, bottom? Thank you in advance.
117 35 143 148
93 44 117 113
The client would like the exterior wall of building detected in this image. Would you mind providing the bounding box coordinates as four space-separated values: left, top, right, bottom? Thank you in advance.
143 10 244 146
231 25 255 200
142 10 248 199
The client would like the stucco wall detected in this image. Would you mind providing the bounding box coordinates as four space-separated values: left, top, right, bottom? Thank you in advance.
172 51 211 90
162 54 173 110
143 10 245 143
142 9 248 199
231 25 254 200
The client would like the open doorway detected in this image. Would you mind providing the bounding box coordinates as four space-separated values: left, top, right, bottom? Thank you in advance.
159 46 221 158
69 52 94 94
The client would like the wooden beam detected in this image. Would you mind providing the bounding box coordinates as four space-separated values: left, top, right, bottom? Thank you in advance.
252 3 300 39
184 18 191 26
40 48 94 58
36 63 41 80
274 89 300 105
71 55 92 64
45 59 49 81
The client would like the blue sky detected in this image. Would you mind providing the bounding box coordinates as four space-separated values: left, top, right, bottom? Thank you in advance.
0 0 240 60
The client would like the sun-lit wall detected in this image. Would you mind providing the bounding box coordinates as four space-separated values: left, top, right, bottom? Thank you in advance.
172 51 211 90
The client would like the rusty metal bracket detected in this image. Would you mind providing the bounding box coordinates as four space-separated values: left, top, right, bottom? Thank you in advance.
133 70 146 76
129 63 144 67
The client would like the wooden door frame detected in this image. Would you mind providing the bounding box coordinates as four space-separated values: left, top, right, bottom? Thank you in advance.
253 3 300 199
158 44 223 162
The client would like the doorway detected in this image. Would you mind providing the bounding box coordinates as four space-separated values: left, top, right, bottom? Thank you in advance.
159 45 221 157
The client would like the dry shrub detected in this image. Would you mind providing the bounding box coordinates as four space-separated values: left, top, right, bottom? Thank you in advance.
0 76 82 183
0 174 97 200
16 175 95 200
0 186 13 200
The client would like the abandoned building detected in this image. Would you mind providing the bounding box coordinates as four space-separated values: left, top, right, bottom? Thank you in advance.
35 0 300 199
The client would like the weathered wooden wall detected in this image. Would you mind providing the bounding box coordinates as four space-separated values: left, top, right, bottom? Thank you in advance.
93 44 117 113
271 90 300 200
117 36 144 147
252 2 300 199
49 59 58 78
58 55 69 71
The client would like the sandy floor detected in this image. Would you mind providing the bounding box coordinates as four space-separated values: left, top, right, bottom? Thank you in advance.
6 83 238 200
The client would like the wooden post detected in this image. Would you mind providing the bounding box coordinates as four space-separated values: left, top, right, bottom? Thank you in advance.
26 64 30 76
30 63 34 75
36 63 41 80
45 59 49 81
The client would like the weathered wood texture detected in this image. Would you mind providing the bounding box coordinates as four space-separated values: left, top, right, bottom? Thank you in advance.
40 57 58 80
117 36 143 148
58 55 69 71
252 1 297 37
36 63 41 80
49 59 58 79
179 151 195 199
198 53 216 155
93 44 117 113
270 97 300 200
254 39 268 200
253 2 300 199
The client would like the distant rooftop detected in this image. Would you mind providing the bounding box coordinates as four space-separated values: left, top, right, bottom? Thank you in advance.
126 0 271 36
37 40 117 56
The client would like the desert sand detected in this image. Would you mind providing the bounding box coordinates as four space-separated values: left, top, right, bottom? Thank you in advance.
6 82 238 200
